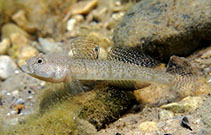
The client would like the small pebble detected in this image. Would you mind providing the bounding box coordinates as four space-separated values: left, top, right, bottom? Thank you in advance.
71 0 98 15
38 38 63 53
10 33 29 48
180 116 192 131
15 98 25 115
18 45 38 66
12 10 37 33
139 121 158 132
67 18 77 31
160 96 202 113
15 98 25 105
1 23 31 39
0 38 10 55
67 15 84 31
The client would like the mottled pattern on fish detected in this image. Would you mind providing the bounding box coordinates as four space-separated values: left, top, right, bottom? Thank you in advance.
107 46 161 88
108 46 160 67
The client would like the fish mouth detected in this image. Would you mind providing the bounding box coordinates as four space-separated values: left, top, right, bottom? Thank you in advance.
21 64 33 74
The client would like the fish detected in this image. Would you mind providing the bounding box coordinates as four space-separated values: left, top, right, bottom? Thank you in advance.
21 52 182 95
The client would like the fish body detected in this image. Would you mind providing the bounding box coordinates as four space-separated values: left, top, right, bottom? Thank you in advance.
21 53 175 88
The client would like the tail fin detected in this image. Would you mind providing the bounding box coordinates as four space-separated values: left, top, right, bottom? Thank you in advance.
166 55 200 77
166 55 206 97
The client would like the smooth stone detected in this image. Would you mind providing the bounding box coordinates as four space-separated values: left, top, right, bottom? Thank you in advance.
0 38 10 55
0 55 17 79
70 0 98 15
66 15 84 31
113 0 211 61
1 23 31 39
12 10 37 33
38 38 63 53
138 121 158 132
87 32 111 49
134 84 176 105
17 45 38 66
8 33 30 59
10 33 29 47
160 96 202 113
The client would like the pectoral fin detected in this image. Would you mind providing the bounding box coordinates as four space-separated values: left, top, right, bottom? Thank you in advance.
65 72 84 95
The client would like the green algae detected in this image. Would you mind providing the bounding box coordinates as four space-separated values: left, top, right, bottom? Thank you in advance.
6 100 95 135
4 82 135 134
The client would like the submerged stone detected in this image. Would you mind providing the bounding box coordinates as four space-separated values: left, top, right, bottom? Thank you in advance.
113 0 211 61
0 55 17 79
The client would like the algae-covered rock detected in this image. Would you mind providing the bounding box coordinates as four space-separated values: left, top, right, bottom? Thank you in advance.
5 82 135 134
6 101 97 135
113 0 211 61
77 84 135 130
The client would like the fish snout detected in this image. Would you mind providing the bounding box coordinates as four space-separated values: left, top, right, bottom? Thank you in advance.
21 64 33 74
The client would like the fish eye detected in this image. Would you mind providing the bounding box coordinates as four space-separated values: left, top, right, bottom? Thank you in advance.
37 58 44 64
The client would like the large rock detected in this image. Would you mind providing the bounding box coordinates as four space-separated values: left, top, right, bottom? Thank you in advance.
113 0 211 61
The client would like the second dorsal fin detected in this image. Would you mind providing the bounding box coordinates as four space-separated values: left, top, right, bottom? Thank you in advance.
107 46 160 67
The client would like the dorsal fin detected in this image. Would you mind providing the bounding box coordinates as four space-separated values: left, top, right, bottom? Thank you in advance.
107 46 160 67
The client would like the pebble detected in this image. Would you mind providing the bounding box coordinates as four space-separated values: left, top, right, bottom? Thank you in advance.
158 109 174 121
160 96 202 113
0 38 10 55
87 32 111 49
180 116 192 131
91 7 108 22
138 121 158 132
66 15 84 31
1 23 31 39
134 84 174 105
8 33 30 59
14 98 25 114
70 0 98 15
15 98 25 105
12 10 37 33
105 12 125 30
38 38 63 53
10 33 29 47
17 45 38 66
0 55 17 79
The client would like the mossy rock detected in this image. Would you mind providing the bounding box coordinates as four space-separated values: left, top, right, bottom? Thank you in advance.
77 84 135 130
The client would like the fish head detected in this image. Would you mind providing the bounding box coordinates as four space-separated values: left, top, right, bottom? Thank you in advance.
21 53 69 83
